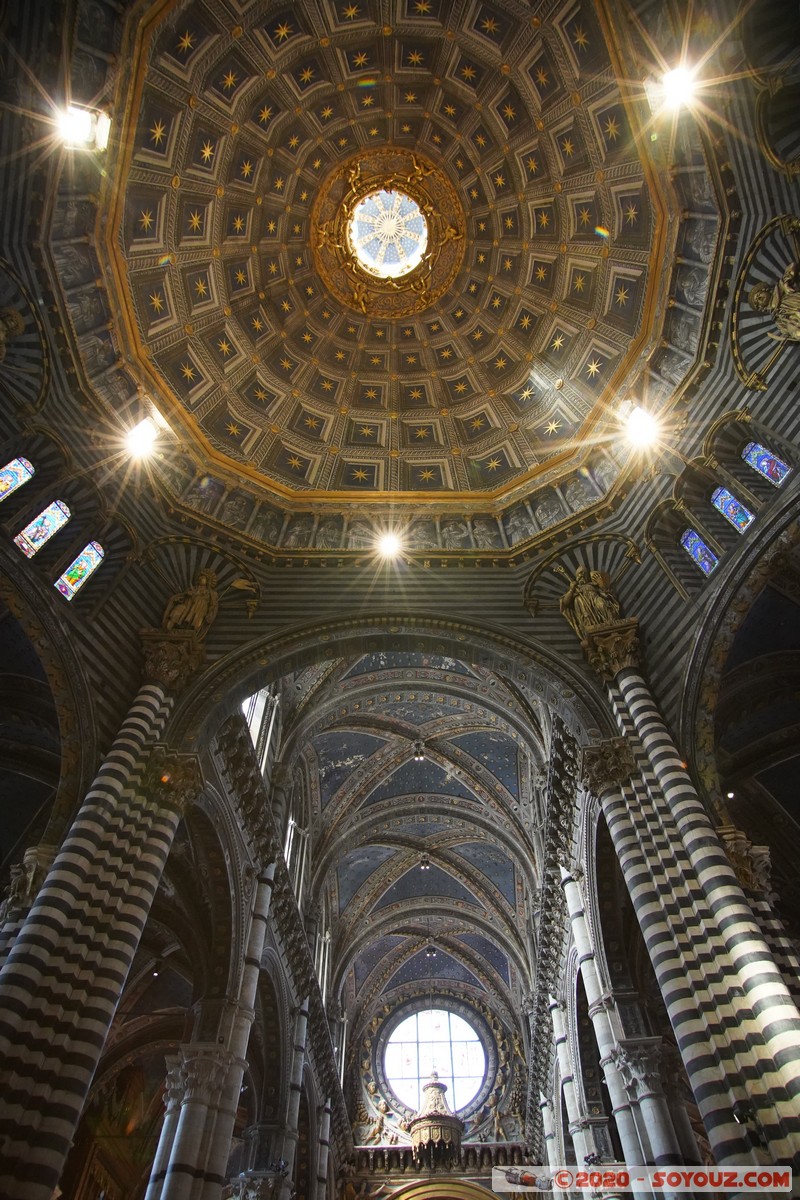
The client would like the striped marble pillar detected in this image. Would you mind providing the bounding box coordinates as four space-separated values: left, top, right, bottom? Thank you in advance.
549 996 593 1164
279 999 310 1200
0 652 204 1200
560 867 643 1167
316 1097 332 1200
539 1092 558 1167
146 1057 186 1200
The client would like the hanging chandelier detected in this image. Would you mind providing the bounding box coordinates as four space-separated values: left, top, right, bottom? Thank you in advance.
409 1072 464 1170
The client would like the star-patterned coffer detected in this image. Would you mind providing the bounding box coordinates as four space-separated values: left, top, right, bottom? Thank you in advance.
109 0 676 506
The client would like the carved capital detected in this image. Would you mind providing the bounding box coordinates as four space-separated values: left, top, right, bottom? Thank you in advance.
582 618 642 682
143 749 203 816
180 1046 233 1103
612 1038 667 1099
140 628 206 693
163 1056 185 1111
230 1170 288 1199
0 842 57 923
717 825 773 895
581 738 636 795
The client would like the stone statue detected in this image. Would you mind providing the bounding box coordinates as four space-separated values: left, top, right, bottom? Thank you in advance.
162 569 219 637
557 565 621 638
0 306 24 361
0 846 46 921
363 1099 389 1144
749 255 800 341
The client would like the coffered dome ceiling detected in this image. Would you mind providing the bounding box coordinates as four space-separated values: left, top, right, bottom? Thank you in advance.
100 0 711 525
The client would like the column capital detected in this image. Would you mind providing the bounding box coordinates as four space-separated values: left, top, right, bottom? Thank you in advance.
717 824 773 895
140 627 206 693
612 1037 667 1099
582 618 643 682
143 748 203 816
163 1055 186 1111
581 737 636 795
179 1044 235 1103
0 842 57 923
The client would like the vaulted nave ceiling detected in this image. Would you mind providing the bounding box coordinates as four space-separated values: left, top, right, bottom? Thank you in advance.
77 0 726 549
275 646 550 1134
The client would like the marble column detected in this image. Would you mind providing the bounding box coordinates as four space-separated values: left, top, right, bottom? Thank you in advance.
279 999 310 1200
560 867 643 1167
316 1098 332 1200
539 1093 558 1167
549 996 593 1164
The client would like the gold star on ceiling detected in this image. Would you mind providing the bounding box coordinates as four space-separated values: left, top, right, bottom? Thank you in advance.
139 210 153 231
494 173 506 188
440 347 452 359
218 339 232 356
460 64 476 81
194 278 208 297
586 357 601 377
364 388 378 400
494 356 507 370
491 296 502 309
299 66 315 83
519 385 534 400
418 468 435 481
180 361 196 381
335 351 346 361
226 421 240 436
485 457 502 471
352 468 369 480
472 328 483 341
535 266 547 281
149 290 164 312
254 386 268 401
470 417 485 429
502 258 513 271
536 67 549 87
149 120 166 146
342 3 360 18
604 115 620 141
504 216 514 230
407 50 424 65
405 91 417 103
527 156 538 174
579 207 591 227
176 31 194 54
502 103 516 121
562 137 574 157
353 52 368 68
232 215 245 232
481 16 500 35
274 22 293 42
551 333 564 351
280 356 293 371
188 210 202 232
414 0 431 12
200 140 215 163
259 106 273 124
574 273 586 292
573 25 589 49
252 317 264 333
235 270 247 285
454 381 468 394
287 455 303 469
538 210 550 228
222 70 237 91
545 419 562 435
415 427 429 439
240 160 253 178
321 379 334 391
304 416 320 429
615 284 629 306
359 426 374 436
302 332 313 343
519 314 532 330
445 104 456 117
409 388 423 400
625 203 638 225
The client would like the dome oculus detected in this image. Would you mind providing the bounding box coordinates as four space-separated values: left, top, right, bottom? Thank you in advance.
349 190 428 279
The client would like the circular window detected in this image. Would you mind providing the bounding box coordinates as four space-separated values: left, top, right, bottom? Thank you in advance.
383 1007 486 1112
349 189 428 278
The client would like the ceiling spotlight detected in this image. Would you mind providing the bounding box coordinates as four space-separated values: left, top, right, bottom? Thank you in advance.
413 739 425 762
425 942 437 958
420 853 431 871
58 104 111 150
727 791 735 799
377 531 402 558
127 417 158 458
625 405 659 448
661 66 697 111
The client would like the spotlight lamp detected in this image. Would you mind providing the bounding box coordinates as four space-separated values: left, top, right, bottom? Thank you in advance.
413 739 425 762
420 853 431 872
58 104 111 150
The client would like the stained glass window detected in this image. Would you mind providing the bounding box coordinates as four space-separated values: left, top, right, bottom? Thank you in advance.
680 528 719 576
742 441 791 487
711 487 754 533
384 1008 486 1112
54 541 104 600
0 457 34 503
13 500 71 559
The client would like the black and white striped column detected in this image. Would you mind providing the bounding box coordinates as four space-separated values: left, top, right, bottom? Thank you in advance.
316 1097 332 1200
549 996 593 1164
279 999 310 1200
0 682 200 1200
617 668 800 1162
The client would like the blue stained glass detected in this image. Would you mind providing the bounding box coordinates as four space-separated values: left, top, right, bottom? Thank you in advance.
0 457 34 502
680 528 719 576
711 487 754 533
55 540 104 600
742 441 791 487
13 499 71 559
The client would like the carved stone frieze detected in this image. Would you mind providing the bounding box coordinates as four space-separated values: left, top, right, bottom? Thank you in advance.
140 628 206 693
582 618 642 682
581 738 637 795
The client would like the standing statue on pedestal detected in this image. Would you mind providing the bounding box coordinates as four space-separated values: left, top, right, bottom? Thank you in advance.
556 565 621 638
162 568 219 637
